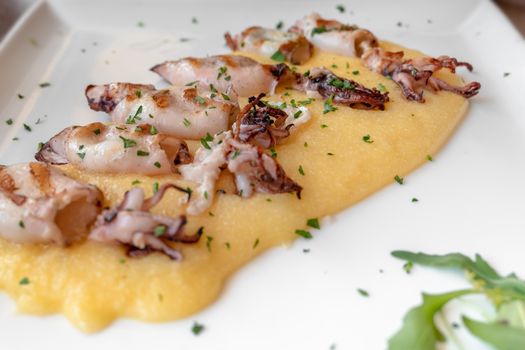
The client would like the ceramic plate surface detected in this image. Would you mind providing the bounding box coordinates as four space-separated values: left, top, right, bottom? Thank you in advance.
1 0 524 349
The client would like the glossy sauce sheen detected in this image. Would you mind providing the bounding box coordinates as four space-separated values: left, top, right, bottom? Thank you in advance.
0 43 469 331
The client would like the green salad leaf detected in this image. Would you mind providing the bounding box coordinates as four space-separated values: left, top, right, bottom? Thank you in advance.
463 316 525 350
388 290 476 350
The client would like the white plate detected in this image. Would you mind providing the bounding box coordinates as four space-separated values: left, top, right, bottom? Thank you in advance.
1 0 525 349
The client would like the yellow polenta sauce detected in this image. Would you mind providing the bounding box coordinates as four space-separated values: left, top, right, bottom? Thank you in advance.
0 42 469 332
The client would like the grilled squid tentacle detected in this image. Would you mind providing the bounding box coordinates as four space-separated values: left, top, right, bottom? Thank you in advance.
232 93 311 148
303 67 389 110
36 123 192 175
90 184 200 260
86 83 239 139
0 162 102 245
362 48 481 102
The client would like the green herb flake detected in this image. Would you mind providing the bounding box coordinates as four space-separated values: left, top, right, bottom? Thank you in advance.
336 4 345 13
39 82 51 88
23 123 32 132
17 94 24 99
18 220 25 229
137 21 144 27
357 288 369 297
77 152 86 160
119 136 137 148
295 229 313 239
206 235 213 252
224 242 231 250
270 50 286 62
320 124 328 128
6 118 13 125
327 152 334 156
131 180 141 185
194 96 206 105
154 161 161 168
323 95 338 114
276 21 284 30
150 125 158 135
221 93 230 101
362 134 374 143
185 80 199 86
191 17 198 24
154 225 166 237
352 70 360 75
411 197 418 203
93 128 101 135
217 66 227 79
152 182 159 194
503 72 510 78
270 148 277 158
427 154 433 161
377 83 387 92
253 238 260 249
304 142 308 148
126 105 143 124
306 218 320 230
394 175 404 185
135 90 142 98
136 150 149 157
19 277 30 285
403 261 414 274
37 142 44 151
200 133 214 150
298 165 305 176
183 118 192 127
191 322 205 335
293 110 303 119
311 26 328 37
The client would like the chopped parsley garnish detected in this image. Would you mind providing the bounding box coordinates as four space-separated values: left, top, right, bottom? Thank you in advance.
266 198 272 202
293 110 303 119
23 123 32 132
135 90 142 98
204 191 208 199
37 142 44 151
119 136 137 148
276 21 284 30
152 182 159 193
185 80 199 86
362 134 374 143
17 94 24 99
191 322 205 335
200 133 214 149
298 98 314 106
126 105 143 124
137 150 149 156
503 72 510 77
19 277 30 285
194 96 206 105
39 82 51 88
154 161 161 168
304 142 308 147
295 229 313 239
183 118 191 127
327 152 334 156
231 150 241 159
221 92 230 101
77 152 86 159
411 197 419 203
224 242 231 250
394 175 404 185
377 83 387 92
206 235 213 252
427 154 433 161
253 238 260 249
148 113 155 119
303 70 310 77
18 220 25 229
191 17 198 24
150 125 158 135
137 21 144 27
311 26 328 37
323 95 337 114
298 165 305 176
154 225 166 237
209 84 218 93
217 66 228 79
357 288 369 297
336 4 345 13
6 118 13 125
307 218 320 229
270 50 286 62
331 64 338 69
93 128 101 135
403 261 414 274
352 70 360 75
329 78 355 90
320 124 328 128
270 148 277 158
131 180 141 185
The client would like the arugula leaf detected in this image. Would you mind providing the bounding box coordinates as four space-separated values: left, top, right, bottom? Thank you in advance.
388 290 476 350
391 251 525 301
463 316 525 350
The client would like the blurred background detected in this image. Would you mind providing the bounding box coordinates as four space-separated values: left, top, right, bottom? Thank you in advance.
1 0 525 40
